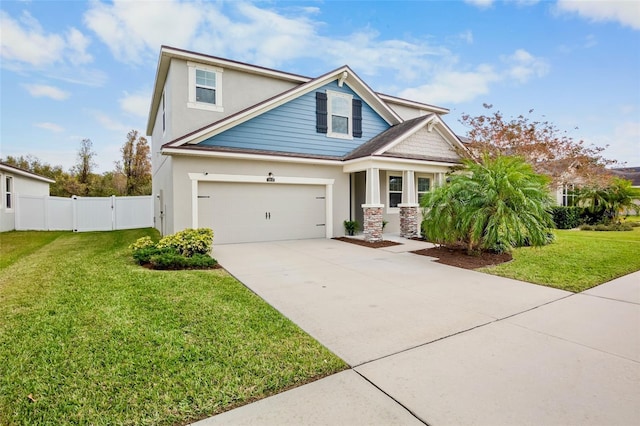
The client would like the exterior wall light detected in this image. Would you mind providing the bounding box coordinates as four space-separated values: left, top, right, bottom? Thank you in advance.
266 172 275 182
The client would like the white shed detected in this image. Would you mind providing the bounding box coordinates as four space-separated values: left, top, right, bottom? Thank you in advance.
0 162 55 232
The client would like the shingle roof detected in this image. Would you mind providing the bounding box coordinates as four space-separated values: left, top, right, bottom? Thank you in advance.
611 167 640 186
343 115 433 160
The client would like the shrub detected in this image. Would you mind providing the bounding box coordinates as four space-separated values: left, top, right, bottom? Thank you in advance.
129 236 156 251
550 206 583 229
132 246 176 265
150 252 217 270
582 223 632 232
156 228 214 257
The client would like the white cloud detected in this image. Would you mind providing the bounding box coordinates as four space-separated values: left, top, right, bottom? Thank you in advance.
119 91 151 118
84 0 204 64
88 110 130 133
399 49 548 105
557 0 640 30
35 122 65 133
23 84 70 100
399 65 499 104
65 27 93 65
502 49 550 83
0 10 65 67
464 0 494 9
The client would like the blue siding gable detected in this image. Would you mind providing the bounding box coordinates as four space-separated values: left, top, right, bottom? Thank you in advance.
197 81 390 157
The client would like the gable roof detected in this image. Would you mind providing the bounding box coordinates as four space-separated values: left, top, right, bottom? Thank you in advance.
611 167 640 186
0 162 55 184
147 46 451 135
164 65 403 148
343 114 468 163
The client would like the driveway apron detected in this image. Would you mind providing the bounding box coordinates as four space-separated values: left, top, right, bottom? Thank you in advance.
196 238 640 425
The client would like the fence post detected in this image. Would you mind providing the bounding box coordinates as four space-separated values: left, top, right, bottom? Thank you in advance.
72 195 78 232
111 195 116 230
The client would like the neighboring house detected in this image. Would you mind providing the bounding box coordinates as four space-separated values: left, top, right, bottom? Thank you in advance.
611 167 640 214
0 162 55 232
147 46 467 244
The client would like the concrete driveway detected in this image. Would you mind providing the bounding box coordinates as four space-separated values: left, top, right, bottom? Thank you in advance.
195 238 640 425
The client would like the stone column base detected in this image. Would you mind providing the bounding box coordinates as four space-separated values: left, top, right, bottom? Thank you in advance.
362 205 384 243
399 204 419 239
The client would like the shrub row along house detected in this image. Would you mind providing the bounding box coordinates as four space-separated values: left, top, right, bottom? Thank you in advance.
146 46 469 244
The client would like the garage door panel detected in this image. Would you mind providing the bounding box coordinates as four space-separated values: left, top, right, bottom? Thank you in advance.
198 182 326 244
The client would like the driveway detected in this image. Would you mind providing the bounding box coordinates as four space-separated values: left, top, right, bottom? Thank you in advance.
196 238 640 425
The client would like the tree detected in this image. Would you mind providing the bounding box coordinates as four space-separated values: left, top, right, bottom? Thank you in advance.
71 138 97 196
577 178 640 223
118 130 151 195
461 104 616 189
420 154 555 254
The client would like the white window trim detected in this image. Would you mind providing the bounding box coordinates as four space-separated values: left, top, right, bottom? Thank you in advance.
187 61 224 112
161 90 166 136
326 90 353 140
386 171 402 214
5 175 13 211
416 174 432 205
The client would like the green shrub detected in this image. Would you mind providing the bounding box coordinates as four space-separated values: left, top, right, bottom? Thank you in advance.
550 206 583 229
157 228 214 257
132 246 176 265
150 252 217 270
583 223 633 232
128 236 156 251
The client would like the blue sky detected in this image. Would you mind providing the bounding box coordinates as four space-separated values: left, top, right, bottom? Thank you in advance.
1 0 639 173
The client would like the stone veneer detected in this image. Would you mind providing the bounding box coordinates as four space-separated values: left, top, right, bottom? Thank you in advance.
363 206 384 243
399 205 419 238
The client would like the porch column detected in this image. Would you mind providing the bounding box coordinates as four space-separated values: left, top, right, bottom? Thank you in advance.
362 168 384 243
398 170 419 238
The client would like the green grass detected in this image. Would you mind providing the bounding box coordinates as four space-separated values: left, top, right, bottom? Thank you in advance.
481 227 640 292
0 229 346 425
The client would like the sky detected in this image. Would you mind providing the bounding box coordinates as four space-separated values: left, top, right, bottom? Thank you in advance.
1 0 639 173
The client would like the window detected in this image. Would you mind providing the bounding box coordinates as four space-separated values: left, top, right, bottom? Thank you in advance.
5 176 12 210
187 62 223 112
417 177 431 203
161 91 166 134
562 184 578 207
327 91 352 139
388 175 402 208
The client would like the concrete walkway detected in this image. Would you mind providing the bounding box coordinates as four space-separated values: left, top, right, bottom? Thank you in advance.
194 238 640 425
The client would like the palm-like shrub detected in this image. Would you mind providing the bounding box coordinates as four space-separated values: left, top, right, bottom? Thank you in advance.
578 178 640 223
421 154 555 253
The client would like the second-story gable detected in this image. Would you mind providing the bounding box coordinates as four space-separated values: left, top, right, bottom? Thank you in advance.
197 80 390 158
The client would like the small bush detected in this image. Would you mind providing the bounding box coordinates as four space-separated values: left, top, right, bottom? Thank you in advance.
129 236 156 251
150 252 217 270
582 223 632 232
157 228 214 257
551 206 583 229
132 246 176 265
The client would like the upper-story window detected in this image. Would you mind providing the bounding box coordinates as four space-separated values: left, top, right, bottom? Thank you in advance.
5 176 13 210
161 91 166 134
187 61 223 112
316 90 362 139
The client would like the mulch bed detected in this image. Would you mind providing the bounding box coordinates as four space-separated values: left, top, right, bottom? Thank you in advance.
333 237 402 248
412 246 512 270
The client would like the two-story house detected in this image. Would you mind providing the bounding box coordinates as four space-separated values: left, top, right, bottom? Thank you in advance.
146 46 467 244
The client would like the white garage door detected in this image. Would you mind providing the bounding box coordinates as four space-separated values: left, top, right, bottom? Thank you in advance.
198 182 326 244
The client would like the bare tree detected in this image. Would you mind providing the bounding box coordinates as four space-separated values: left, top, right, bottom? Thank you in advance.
118 130 151 195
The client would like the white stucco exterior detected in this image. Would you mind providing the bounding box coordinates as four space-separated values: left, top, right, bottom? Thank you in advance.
0 163 54 232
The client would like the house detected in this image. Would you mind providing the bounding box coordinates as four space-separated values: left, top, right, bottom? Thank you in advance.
0 162 55 232
146 46 467 244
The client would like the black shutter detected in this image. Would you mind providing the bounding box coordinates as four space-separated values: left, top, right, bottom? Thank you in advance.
316 92 328 133
352 99 362 138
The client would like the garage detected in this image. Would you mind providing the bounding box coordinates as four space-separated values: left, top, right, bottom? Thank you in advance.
198 181 327 244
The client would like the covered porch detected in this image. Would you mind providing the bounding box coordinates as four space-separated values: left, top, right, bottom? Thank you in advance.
344 159 452 242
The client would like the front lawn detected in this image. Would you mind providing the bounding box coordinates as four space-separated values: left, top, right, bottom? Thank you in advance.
0 229 346 425
480 227 640 292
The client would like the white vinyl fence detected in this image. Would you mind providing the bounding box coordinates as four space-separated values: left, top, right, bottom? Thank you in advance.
15 195 153 232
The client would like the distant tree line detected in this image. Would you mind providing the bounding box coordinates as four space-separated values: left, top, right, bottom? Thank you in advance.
2 130 151 197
